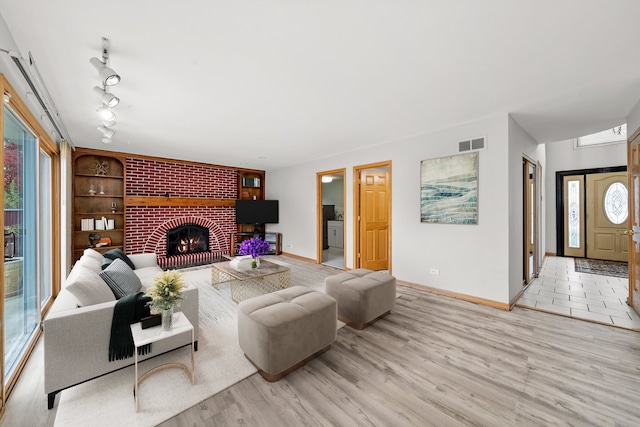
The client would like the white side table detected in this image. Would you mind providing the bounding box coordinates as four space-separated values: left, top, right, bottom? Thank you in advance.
130 311 195 412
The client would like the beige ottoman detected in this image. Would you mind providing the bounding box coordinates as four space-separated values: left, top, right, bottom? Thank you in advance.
238 286 337 381
324 269 396 330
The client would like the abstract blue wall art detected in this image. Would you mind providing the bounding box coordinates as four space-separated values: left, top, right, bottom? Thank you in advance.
420 152 478 224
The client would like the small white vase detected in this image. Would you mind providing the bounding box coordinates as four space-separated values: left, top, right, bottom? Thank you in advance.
161 306 174 331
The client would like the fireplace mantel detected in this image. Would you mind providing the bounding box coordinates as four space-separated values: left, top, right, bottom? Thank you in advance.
125 196 235 208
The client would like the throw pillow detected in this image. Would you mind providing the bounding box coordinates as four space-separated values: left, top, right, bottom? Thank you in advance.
101 257 115 270
79 254 103 274
103 248 136 270
83 248 105 262
66 266 116 306
99 258 142 299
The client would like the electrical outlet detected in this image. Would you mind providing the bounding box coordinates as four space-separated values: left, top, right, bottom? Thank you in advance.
430 268 440 275
286 244 293 248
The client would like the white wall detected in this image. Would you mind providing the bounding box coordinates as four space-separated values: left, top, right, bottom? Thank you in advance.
544 139 626 253
628 98 640 137
267 114 520 305
507 116 546 301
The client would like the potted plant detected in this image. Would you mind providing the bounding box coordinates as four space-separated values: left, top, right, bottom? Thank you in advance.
145 269 186 330
238 237 271 268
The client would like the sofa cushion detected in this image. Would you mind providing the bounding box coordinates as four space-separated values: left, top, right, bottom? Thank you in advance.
99 258 142 299
66 266 116 307
103 248 136 270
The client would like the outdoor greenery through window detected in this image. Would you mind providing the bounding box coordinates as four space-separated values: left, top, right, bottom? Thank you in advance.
3 105 39 382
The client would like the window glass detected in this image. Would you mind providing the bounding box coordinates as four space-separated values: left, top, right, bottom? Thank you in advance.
604 182 628 225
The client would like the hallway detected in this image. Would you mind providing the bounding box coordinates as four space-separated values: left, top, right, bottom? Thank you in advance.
517 256 640 331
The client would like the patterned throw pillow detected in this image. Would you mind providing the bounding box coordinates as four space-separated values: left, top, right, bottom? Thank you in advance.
99 258 142 299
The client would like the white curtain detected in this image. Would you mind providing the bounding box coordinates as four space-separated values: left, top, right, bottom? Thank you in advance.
59 140 73 281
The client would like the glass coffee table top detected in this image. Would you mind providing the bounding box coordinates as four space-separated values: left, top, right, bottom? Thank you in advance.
211 260 291 303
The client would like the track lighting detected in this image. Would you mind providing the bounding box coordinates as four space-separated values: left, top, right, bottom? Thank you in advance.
92 37 121 143
93 86 119 107
97 125 115 138
97 106 116 121
90 57 120 86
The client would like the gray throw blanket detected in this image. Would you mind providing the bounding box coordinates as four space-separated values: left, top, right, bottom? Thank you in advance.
108 292 153 361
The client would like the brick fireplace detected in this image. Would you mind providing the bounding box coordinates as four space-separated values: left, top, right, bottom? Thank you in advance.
125 157 240 268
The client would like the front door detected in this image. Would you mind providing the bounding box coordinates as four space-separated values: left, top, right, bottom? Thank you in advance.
628 133 640 313
586 172 628 261
358 167 389 271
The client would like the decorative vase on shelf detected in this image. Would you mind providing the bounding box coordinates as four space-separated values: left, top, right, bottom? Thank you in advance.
252 257 260 269
161 306 174 331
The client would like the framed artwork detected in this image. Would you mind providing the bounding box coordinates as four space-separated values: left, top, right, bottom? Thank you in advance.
420 152 478 224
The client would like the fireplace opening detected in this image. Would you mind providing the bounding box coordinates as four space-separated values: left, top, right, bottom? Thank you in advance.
166 223 209 257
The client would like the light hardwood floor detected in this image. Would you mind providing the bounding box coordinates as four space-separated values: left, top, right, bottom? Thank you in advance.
2 262 640 426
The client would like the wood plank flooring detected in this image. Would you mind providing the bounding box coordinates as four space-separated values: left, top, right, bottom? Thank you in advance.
158 286 640 427
2 257 639 426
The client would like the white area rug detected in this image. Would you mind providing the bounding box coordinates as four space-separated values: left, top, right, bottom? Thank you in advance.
53 260 340 427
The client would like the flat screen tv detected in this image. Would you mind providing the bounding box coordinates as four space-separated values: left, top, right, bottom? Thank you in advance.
235 199 279 226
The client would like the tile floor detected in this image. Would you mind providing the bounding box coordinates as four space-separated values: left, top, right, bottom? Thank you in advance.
517 256 640 331
322 247 344 269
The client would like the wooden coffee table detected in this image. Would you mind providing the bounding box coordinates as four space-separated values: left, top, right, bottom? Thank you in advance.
211 260 291 303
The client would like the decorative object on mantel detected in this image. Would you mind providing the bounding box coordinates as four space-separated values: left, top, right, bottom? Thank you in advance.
145 270 186 331
237 237 271 268
90 160 110 176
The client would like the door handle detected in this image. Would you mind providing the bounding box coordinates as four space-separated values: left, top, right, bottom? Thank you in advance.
625 230 636 236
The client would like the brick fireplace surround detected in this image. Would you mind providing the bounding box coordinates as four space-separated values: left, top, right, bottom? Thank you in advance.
125 157 245 268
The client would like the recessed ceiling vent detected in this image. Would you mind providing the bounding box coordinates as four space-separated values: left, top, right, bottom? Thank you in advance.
458 136 487 153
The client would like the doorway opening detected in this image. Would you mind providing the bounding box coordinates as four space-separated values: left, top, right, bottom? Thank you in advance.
317 169 345 269
354 161 391 271
555 166 628 260
523 158 540 285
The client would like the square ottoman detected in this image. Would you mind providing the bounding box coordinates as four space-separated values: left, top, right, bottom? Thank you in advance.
238 286 337 381
324 269 396 329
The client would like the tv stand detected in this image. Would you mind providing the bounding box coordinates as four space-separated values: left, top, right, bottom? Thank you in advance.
230 232 282 256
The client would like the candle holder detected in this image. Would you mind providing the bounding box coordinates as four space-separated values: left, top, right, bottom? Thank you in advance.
111 201 117 213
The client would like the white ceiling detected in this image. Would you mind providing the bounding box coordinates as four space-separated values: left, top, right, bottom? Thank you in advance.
1 1 639 171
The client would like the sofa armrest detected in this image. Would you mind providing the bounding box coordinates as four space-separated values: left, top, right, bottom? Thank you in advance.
128 253 158 269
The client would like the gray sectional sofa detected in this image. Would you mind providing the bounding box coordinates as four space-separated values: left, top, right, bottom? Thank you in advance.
43 249 199 409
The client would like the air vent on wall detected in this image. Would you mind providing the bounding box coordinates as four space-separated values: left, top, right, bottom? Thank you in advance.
458 135 487 153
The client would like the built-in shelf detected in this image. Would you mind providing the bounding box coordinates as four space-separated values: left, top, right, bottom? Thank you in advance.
72 149 126 263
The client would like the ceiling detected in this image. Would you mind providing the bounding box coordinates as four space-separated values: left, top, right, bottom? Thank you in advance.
1 1 639 171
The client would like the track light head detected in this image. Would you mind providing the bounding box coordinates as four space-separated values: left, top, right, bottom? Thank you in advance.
93 86 119 108
97 125 115 138
101 118 116 127
97 106 116 122
101 137 113 144
90 57 120 86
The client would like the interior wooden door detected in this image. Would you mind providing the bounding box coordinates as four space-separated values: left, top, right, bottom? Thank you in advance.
586 172 628 261
628 133 640 314
359 169 389 270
